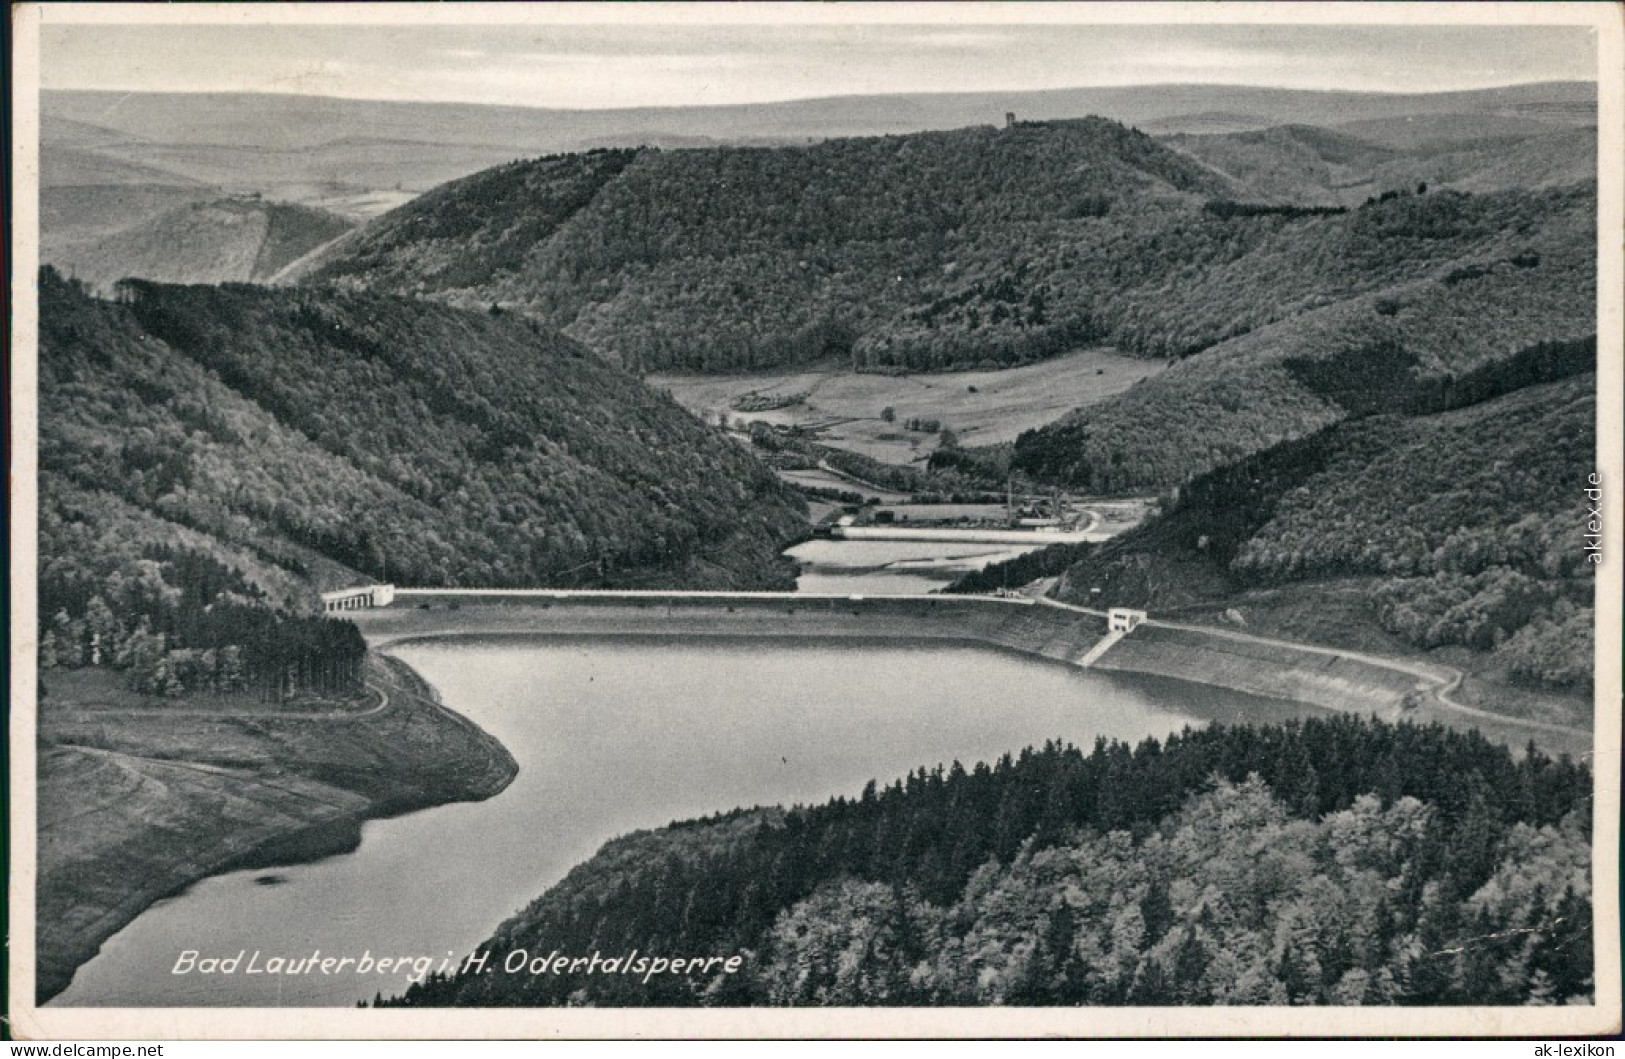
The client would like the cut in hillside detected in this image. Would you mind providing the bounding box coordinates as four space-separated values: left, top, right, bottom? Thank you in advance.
45 197 355 292
38 269 807 634
1047 363 1596 689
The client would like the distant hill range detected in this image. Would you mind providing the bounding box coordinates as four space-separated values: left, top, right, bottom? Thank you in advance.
39 82 1598 510
40 81 1593 290
46 196 354 292
42 80 1592 218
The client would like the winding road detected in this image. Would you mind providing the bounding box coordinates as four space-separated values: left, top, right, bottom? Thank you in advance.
1031 595 1588 743
51 680 392 722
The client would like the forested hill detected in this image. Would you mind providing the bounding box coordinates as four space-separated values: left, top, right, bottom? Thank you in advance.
1007 182 1595 492
387 717 1594 1007
1046 359 1597 689
300 116 1593 384
38 270 806 633
299 117 1241 372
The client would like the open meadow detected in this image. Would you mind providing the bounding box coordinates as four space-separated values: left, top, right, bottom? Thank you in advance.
652 347 1165 464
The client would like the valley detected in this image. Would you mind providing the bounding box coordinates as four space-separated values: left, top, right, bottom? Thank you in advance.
27 68 1607 1017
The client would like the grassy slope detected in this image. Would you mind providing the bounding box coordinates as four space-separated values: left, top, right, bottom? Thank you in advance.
33 269 808 999
299 122 1593 511
43 198 355 292
1160 124 1402 206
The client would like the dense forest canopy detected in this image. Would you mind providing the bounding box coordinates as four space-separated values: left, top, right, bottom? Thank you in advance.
1008 184 1595 492
303 118 1593 394
38 269 806 697
299 118 1596 500
388 716 1592 1007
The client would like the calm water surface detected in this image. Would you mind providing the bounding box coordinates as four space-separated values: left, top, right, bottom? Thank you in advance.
786 538 1042 594
56 634 1327 1007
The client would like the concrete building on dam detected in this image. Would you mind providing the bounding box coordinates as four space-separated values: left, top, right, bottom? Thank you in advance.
321 584 396 612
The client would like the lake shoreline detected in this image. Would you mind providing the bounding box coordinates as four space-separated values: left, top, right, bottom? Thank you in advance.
39 655 519 1006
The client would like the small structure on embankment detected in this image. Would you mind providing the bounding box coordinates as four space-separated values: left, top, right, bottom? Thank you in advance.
1107 608 1147 633
321 583 396 612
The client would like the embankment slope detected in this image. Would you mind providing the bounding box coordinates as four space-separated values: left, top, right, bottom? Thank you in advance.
36 655 517 1003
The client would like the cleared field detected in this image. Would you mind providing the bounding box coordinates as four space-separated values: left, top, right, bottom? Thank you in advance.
651 347 1165 465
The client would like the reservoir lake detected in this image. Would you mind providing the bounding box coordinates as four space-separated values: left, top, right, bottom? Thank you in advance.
56 636 1328 1007
54 540 1330 1008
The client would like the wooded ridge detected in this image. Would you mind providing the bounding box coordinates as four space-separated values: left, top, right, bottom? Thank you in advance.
38 269 806 698
386 717 1593 1007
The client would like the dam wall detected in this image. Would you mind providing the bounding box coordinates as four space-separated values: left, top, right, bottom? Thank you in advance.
360 594 1414 715
356 593 1588 756
356 594 1109 665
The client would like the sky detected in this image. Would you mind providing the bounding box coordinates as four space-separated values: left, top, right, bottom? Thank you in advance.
40 17 1597 110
